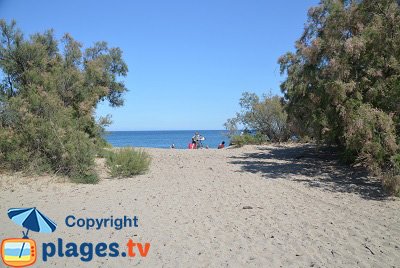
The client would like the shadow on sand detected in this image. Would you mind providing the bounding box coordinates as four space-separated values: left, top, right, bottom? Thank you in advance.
229 144 388 201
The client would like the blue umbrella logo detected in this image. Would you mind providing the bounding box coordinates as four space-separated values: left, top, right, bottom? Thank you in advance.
7 207 57 258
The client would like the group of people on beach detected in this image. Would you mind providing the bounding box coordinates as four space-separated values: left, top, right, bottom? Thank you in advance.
170 132 225 149
190 132 204 149
189 132 225 149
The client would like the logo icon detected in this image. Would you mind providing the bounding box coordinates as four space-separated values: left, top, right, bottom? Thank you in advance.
1 238 36 267
1 207 57 267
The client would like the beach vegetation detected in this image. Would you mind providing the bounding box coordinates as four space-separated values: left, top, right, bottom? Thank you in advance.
224 118 239 138
225 92 290 143
229 133 267 147
105 148 151 178
0 20 128 183
279 0 400 195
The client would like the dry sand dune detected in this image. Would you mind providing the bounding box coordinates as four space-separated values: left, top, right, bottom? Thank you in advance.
1 144 399 267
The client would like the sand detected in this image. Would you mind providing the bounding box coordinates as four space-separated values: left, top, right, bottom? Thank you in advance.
1 144 399 267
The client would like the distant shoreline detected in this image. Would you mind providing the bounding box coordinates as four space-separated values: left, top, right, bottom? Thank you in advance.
104 129 228 132
103 130 230 149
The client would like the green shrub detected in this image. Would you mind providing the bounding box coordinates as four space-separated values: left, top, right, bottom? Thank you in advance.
71 171 99 184
0 20 128 183
384 154 400 196
97 147 113 158
383 175 400 197
278 1 400 195
106 148 151 177
344 104 398 174
0 92 99 182
225 92 290 142
391 154 400 173
230 134 267 147
299 135 313 144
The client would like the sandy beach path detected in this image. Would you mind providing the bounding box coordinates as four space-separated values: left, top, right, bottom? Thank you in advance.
1 144 399 267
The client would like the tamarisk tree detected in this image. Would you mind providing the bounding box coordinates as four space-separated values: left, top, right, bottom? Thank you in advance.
0 20 128 182
279 0 400 194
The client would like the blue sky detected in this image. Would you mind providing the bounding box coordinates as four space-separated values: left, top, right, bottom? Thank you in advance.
0 0 319 130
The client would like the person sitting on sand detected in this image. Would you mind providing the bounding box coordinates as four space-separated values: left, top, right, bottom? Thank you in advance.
171 144 175 149
188 141 197 149
218 141 225 149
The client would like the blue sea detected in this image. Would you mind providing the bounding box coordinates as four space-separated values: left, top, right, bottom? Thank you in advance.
104 130 230 149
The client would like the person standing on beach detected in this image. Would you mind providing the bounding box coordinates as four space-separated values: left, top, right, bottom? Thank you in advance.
192 132 201 148
192 132 200 142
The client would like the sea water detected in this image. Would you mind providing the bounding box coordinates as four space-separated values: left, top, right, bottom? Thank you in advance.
103 130 230 149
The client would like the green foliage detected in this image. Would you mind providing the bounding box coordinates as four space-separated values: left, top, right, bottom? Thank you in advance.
0 20 128 183
299 135 313 144
279 0 400 193
383 175 400 197
106 148 151 178
230 134 267 147
391 154 400 173
385 153 400 196
224 118 239 138
225 92 290 142
343 104 397 173
97 147 112 158
71 171 99 184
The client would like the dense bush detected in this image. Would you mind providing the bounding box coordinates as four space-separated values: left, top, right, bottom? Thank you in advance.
230 134 267 147
0 20 128 183
105 148 151 178
343 104 398 172
386 154 400 196
225 92 290 142
279 0 400 195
